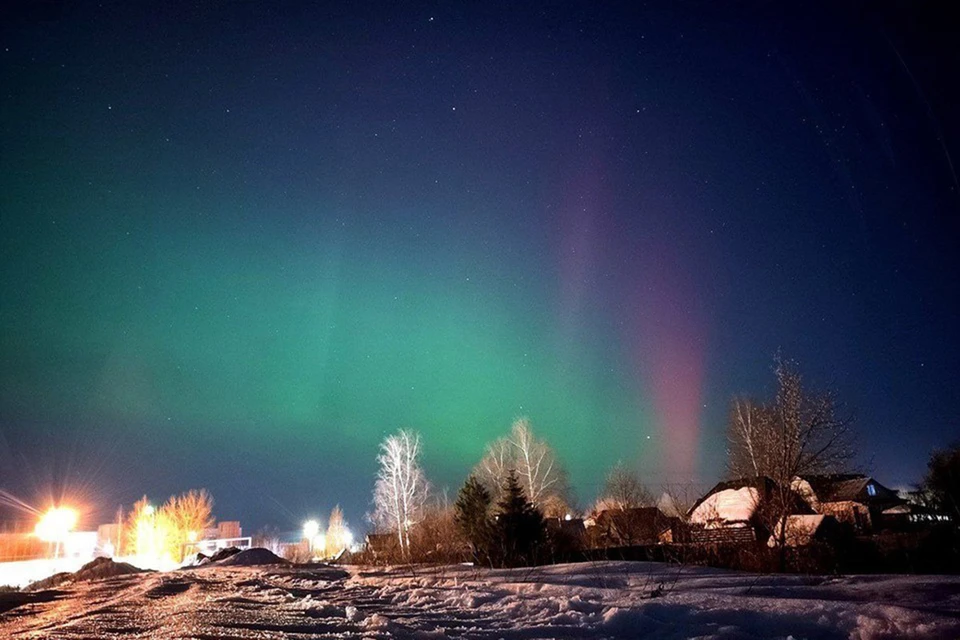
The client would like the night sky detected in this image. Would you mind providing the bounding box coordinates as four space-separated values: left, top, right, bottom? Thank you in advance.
2 2 958 535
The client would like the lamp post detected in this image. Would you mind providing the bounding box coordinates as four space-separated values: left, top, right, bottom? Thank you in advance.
303 520 320 558
35 507 78 559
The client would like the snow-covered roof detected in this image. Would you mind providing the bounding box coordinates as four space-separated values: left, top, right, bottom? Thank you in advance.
796 474 900 505
689 487 759 526
768 514 830 547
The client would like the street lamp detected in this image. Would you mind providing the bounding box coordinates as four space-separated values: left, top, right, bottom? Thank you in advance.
35 507 78 559
303 519 321 556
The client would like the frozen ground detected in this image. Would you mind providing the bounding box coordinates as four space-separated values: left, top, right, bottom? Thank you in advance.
2 559 960 639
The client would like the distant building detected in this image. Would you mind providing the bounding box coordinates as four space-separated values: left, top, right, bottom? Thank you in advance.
587 507 679 547
215 521 242 540
277 540 310 562
767 514 843 548
365 533 400 558
0 532 45 562
879 502 953 529
687 477 811 545
187 521 250 556
792 475 903 533
546 516 586 537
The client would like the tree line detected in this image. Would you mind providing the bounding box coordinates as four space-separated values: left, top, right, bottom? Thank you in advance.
365 356 960 568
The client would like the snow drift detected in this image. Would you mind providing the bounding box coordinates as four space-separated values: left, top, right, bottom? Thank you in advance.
2 560 958 639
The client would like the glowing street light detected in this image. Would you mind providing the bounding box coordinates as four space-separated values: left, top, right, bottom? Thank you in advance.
303 519 320 541
303 519 321 558
35 507 78 542
35 507 78 559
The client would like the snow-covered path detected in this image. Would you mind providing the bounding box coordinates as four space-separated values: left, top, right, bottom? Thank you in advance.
2 561 960 639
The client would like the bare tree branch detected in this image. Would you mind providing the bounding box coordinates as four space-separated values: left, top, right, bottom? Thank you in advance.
372 429 431 556
474 418 569 512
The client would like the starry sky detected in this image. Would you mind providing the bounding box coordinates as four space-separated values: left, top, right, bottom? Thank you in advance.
1 1 958 534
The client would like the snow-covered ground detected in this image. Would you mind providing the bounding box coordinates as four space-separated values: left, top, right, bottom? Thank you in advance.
2 559 959 639
0 555 180 590
0 557 93 590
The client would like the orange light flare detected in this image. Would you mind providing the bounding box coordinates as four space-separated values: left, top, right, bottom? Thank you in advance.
34 506 79 543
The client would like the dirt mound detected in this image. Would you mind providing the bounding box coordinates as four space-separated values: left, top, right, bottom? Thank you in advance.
27 557 147 591
213 547 287 566
207 547 242 563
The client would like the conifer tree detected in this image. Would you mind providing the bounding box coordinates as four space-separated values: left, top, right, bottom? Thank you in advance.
494 469 545 567
454 475 493 564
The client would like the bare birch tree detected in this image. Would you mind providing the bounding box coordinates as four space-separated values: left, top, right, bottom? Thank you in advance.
164 489 215 562
324 505 349 558
726 358 855 485
726 357 856 566
727 397 776 478
595 462 655 512
475 418 569 511
371 429 430 556
476 436 512 496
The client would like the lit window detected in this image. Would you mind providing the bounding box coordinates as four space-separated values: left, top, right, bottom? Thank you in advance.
866 483 876 497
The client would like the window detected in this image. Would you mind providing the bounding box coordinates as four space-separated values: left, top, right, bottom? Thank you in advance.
866 483 877 497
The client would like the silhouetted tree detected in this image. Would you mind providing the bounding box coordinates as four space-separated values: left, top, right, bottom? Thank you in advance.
454 475 494 564
726 357 855 485
595 462 655 512
494 470 545 567
925 444 960 521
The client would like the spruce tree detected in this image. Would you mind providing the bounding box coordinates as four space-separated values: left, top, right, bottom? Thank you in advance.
495 469 546 567
454 475 494 564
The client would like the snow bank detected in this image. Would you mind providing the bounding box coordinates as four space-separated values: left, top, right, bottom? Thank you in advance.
0 557 89 589
3 560 959 639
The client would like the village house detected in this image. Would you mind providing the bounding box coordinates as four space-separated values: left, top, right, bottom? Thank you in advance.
687 477 812 545
585 507 682 547
791 474 903 533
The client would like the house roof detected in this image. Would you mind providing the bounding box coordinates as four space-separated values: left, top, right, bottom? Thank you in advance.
595 507 671 530
689 477 779 514
798 474 901 505
689 476 813 521
546 517 586 535
689 486 762 525
593 507 677 544
767 514 836 547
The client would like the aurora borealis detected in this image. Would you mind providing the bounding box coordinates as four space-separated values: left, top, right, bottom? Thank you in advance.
2 2 958 532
